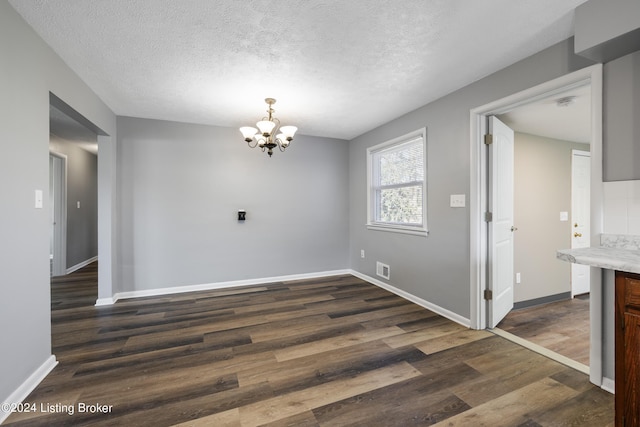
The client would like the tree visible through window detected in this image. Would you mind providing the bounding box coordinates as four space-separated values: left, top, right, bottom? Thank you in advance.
367 128 427 236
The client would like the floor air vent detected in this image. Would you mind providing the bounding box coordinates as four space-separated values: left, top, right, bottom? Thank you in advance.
376 262 390 280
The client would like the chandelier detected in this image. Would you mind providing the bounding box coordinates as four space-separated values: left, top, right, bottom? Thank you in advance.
239 98 298 157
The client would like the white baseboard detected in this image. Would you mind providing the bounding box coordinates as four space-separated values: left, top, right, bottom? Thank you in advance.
66 256 98 275
0 355 57 424
601 377 615 394
96 269 352 305
349 270 471 328
93 268 470 330
94 296 117 307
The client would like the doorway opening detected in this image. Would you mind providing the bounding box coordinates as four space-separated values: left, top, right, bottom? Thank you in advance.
469 64 604 387
493 84 592 371
49 98 100 310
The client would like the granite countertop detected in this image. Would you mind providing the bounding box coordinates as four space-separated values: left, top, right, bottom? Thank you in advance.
557 234 640 275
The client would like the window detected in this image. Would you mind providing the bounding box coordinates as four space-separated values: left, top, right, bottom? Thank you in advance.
367 128 427 236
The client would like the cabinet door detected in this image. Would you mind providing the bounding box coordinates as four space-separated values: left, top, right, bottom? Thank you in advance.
624 312 640 426
617 271 640 427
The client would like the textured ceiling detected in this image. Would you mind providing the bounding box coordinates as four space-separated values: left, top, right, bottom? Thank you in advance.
499 85 591 144
10 0 588 140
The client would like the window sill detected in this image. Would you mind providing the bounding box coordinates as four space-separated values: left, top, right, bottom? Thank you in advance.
366 224 428 237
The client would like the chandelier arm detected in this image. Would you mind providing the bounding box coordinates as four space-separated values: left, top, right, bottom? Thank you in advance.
246 139 259 149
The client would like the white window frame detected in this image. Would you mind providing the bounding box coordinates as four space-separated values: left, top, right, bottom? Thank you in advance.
366 128 427 237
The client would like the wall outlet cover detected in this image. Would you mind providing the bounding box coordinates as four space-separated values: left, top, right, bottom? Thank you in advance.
450 194 466 208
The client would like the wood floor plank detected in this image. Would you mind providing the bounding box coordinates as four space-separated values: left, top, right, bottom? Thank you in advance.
4 262 613 426
414 328 493 355
233 293 336 315
452 351 568 407
259 410 320 427
434 378 579 426
313 376 471 426
170 408 241 427
382 317 466 348
238 340 425 391
248 314 339 343
529 387 615 427
237 362 421 427
272 326 405 362
498 296 590 365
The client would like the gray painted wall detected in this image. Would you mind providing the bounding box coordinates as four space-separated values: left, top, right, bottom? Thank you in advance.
603 50 640 181
49 135 98 269
117 117 349 292
512 132 589 303
348 38 595 319
575 0 640 62
0 1 116 405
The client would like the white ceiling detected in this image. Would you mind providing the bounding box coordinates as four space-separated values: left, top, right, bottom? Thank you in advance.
499 84 591 144
10 0 588 140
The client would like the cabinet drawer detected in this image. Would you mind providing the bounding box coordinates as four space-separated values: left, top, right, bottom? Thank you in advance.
625 277 640 310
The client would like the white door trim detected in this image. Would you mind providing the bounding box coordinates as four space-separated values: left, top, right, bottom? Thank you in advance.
469 64 603 385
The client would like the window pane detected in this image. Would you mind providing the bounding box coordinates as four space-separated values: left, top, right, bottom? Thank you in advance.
376 185 423 225
367 128 427 234
378 141 423 186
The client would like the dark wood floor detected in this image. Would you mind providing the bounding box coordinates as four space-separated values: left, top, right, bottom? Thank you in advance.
498 296 590 366
5 263 613 426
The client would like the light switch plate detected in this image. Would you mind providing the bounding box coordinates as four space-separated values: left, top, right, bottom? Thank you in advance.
560 211 569 221
450 194 466 208
35 189 43 209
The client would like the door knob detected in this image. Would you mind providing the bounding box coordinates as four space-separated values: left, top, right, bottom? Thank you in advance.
574 232 582 238
511 226 518 232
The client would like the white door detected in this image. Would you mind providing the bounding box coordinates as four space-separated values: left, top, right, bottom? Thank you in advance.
50 152 67 277
488 116 515 328
571 149 591 296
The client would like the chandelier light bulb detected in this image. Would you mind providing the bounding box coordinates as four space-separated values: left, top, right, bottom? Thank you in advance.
240 126 258 141
256 120 276 136
279 126 298 141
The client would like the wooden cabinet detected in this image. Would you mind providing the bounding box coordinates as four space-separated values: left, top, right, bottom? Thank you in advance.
615 271 640 426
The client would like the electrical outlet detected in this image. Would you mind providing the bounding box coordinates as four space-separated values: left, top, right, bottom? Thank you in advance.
360 250 365 258
516 272 521 284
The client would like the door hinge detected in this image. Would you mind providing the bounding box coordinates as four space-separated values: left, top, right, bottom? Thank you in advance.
484 289 493 300
485 212 493 222
484 134 493 145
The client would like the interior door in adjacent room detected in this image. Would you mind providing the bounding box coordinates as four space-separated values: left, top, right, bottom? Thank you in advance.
571 149 591 296
50 152 66 277
488 115 515 328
